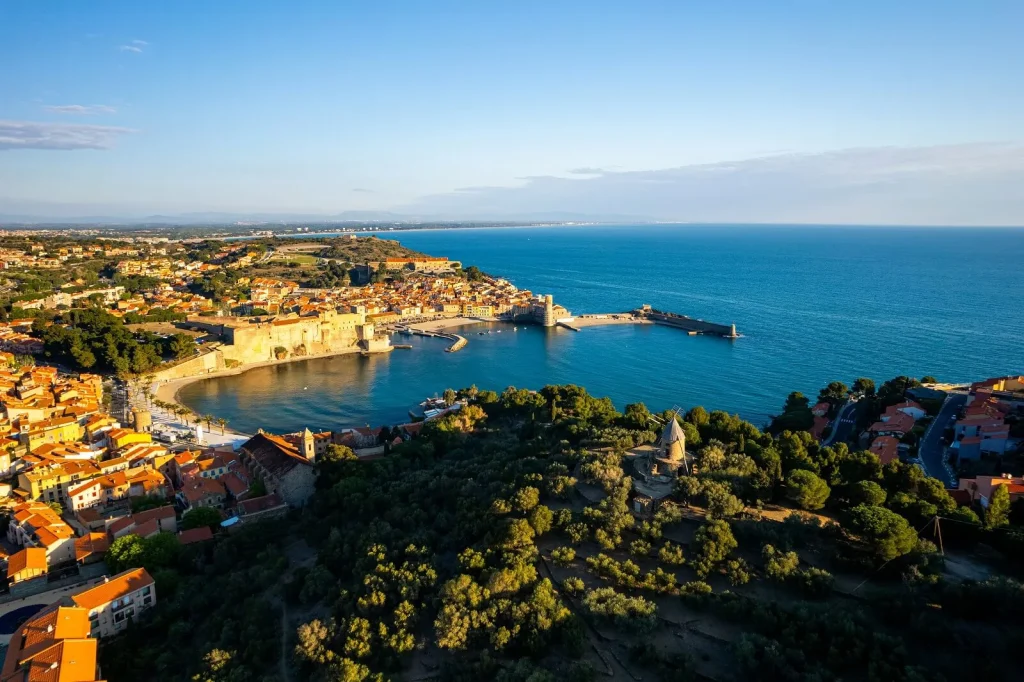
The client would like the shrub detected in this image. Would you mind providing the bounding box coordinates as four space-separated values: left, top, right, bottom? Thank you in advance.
726 559 751 586
551 546 576 566
582 587 657 630
565 522 589 545
762 544 800 582
629 539 652 557
562 576 586 596
528 505 554 535
693 519 737 578
679 581 713 596
797 567 834 598
657 541 685 566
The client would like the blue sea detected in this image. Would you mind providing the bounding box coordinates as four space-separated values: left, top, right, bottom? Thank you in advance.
179 224 1024 434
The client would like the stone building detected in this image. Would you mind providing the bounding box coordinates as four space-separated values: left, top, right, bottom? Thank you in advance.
238 430 317 507
627 417 689 516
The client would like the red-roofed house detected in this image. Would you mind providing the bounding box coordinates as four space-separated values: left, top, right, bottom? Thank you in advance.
869 436 900 466
890 401 927 420
71 567 156 637
178 526 214 545
810 416 830 442
958 474 1024 508
177 478 226 510
236 493 289 522
869 411 915 437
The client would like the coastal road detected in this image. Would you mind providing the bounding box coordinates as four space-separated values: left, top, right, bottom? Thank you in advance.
824 399 861 447
919 392 967 487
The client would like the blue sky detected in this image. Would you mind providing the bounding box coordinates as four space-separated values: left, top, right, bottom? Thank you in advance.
1 1 1023 223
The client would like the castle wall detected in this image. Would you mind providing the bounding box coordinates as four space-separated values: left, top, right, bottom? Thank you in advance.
151 349 225 381
219 312 365 364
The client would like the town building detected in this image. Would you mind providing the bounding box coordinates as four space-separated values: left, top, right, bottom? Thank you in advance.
237 430 317 507
0 605 101 682
6 500 75 567
70 567 156 638
7 547 48 589
957 473 1024 508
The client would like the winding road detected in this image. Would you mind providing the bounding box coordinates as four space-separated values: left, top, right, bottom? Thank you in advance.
918 392 967 487
824 399 862 447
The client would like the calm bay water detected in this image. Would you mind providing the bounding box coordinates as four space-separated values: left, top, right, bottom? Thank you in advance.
179 224 1024 433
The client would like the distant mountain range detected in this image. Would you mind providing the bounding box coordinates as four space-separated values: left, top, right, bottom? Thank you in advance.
0 208 656 226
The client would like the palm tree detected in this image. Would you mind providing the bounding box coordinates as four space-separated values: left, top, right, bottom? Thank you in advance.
203 414 214 432
216 417 228 435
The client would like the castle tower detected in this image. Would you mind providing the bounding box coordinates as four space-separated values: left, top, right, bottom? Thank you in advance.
301 427 316 462
543 294 555 327
131 408 152 433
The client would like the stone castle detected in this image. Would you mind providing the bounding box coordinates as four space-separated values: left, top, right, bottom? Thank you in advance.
152 310 390 381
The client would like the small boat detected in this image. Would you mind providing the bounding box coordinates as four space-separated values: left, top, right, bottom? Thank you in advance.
478 332 485 335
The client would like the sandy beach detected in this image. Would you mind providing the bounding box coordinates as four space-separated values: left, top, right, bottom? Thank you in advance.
571 314 652 328
405 316 493 332
150 347 368 438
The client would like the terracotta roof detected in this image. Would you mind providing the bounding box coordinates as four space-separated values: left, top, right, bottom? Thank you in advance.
21 638 98 681
19 606 90 651
0 605 98 682
869 436 900 465
8 547 47 578
240 432 312 479
132 505 175 525
106 515 135 537
73 533 109 562
71 568 154 611
237 493 285 516
220 472 247 496
129 519 160 539
870 411 915 434
178 527 213 545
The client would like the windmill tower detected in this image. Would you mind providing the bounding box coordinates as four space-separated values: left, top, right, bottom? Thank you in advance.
653 408 689 475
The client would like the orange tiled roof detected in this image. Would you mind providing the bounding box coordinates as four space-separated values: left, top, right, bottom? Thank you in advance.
73 533 110 562
70 568 154 611
7 547 47 578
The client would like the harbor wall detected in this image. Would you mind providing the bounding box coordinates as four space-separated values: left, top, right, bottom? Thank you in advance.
635 308 737 337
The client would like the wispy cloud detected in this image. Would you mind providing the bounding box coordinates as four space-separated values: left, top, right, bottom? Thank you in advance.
351 188 374 193
0 120 135 151
567 167 607 175
406 144 1024 226
42 104 117 115
119 40 147 53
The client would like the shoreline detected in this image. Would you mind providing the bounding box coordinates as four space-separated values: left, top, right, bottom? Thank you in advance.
153 346 368 435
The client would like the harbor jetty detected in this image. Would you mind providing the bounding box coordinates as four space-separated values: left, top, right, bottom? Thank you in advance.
575 304 739 338
393 324 468 352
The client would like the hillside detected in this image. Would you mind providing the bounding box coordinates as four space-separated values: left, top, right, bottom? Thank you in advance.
99 384 1023 682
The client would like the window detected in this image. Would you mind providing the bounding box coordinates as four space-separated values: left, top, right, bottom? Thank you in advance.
142 586 151 596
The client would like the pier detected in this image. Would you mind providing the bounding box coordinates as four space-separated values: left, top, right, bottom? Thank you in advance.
392 324 468 352
573 305 738 338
